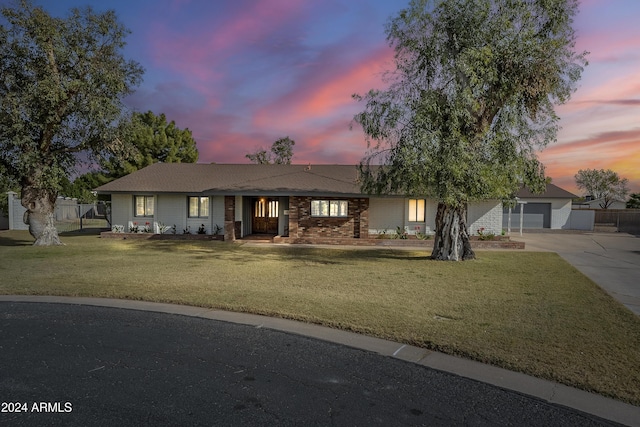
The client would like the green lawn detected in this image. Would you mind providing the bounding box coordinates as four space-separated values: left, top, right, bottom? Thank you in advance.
1 230 639 405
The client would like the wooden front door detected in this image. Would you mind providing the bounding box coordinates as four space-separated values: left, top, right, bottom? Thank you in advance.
252 198 279 234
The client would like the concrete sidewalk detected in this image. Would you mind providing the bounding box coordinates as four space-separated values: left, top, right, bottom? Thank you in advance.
510 232 640 315
1 295 638 426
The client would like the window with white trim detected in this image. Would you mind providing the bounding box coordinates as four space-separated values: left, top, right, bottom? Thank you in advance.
134 196 154 217
408 199 425 222
188 196 209 218
311 200 348 217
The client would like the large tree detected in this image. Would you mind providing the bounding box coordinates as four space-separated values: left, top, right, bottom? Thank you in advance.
66 111 198 203
575 168 629 209
354 0 587 260
59 172 111 203
246 136 295 164
100 111 199 178
0 1 143 245
627 193 640 209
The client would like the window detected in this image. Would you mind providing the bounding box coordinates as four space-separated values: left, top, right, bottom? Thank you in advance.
311 200 348 217
134 196 154 217
188 197 209 218
409 199 425 222
255 199 279 218
268 200 278 218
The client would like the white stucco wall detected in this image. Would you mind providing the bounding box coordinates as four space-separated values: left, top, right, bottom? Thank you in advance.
278 196 288 236
368 197 500 236
368 197 434 235
552 199 573 229
110 194 132 229
183 197 224 235
158 194 186 232
211 196 225 234
108 193 501 237
368 197 405 233
235 196 243 221
566 209 594 230
111 194 226 235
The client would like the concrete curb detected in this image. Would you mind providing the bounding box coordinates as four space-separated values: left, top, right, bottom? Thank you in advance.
1 295 638 426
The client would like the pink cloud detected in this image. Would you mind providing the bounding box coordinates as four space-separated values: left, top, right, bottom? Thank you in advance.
575 30 640 63
295 51 392 120
252 45 392 130
539 128 640 193
568 76 640 106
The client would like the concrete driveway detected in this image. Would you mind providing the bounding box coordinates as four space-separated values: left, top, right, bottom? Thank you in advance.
511 232 640 315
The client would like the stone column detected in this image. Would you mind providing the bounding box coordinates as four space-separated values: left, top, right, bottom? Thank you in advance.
359 198 369 239
288 197 298 238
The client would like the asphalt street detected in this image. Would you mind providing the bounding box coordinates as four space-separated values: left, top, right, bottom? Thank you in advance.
0 302 620 426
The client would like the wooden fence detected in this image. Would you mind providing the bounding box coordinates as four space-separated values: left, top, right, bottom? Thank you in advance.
594 209 640 235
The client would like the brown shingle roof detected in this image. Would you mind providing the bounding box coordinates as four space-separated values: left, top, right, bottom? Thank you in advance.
516 183 577 199
95 163 364 196
97 164 579 199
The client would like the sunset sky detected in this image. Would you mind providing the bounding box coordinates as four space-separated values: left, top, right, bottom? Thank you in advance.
41 0 640 195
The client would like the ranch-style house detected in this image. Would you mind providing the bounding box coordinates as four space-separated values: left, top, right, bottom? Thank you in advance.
95 163 505 243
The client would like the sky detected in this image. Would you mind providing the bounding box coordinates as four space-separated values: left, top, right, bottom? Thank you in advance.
33 0 640 195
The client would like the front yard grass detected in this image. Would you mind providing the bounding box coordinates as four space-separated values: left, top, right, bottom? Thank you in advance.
1 230 639 405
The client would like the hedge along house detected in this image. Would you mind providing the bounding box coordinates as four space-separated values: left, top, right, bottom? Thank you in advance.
95 163 504 242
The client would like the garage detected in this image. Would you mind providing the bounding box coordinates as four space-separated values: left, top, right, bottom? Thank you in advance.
502 183 578 230
503 202 551 229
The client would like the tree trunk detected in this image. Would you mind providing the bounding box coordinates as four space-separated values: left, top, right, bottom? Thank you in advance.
21 184 63 246
431 202 475 261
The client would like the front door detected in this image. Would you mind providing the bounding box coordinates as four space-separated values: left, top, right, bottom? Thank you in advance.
252 198 279 234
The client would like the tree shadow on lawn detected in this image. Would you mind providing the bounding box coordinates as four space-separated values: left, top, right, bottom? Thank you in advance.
59 228 109 238
136 239 433 264
0 234 32 246
233 245 433 263
369 251 433 261
1 231 434 262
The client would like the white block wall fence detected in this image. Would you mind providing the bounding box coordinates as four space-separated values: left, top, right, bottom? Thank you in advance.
6 191 100 231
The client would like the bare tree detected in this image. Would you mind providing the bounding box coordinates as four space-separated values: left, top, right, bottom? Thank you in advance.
575 169 629 209
246 137 295 164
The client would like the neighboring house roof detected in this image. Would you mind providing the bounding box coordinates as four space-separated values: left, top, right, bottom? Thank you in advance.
516 183 577 199
95 163 365 196
574 198 626 207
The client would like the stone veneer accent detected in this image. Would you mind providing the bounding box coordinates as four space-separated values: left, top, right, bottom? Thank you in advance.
288 196 369 239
